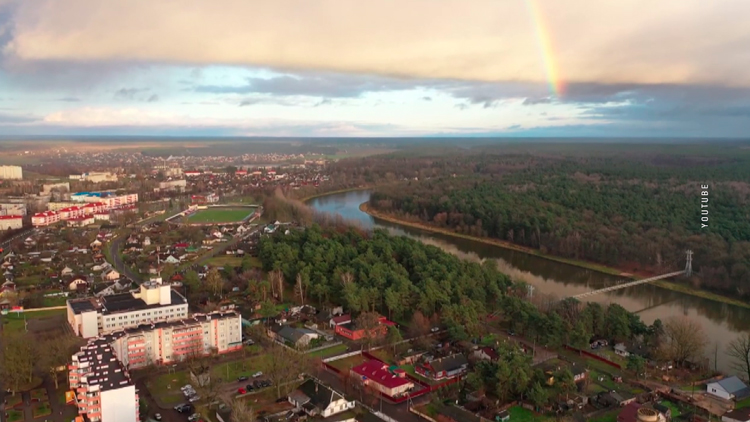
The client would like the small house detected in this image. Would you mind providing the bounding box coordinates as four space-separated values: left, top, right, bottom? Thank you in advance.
722 407 750 422
707 376 750 401
288 380 354 418
416 354 469 381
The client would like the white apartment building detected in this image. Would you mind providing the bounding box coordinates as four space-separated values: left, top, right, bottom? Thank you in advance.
106 311 242 368
0 203 26 216
67 280 189 338
31 211 61 226
69 338 139 422
158 179 187 192
0 165 22 180
0 215 23 230
70 172 118 183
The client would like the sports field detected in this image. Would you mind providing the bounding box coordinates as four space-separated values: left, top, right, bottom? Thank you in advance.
187 207 254 223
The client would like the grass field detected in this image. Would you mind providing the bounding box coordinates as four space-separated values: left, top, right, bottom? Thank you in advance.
328 355 368 372
0 309 66 334
308 344 348 359
146 371 190 405
188 208 254 224
508 406 552 422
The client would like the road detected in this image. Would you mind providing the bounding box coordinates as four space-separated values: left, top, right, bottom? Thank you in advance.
108 234 143 283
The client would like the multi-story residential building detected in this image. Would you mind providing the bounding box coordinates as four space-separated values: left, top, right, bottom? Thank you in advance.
190 193 219 205
69 338 139 422
0 215 23 230
71 192 139 209
106 311 242 368
67 215 95 227
58 206 90 220
0 165 23 180
0 203 26 216
67 280 189 338
158 179 187 192
32 211 61 226
184 171 201 177
69 172 118 183
48 202 82 211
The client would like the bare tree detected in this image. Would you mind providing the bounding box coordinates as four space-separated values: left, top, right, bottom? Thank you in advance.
38 333 81 389
206 268 225 298
223 396 255 422
727 333 750 382
657 316 708 366
264 342 311 398
295 273 305 305
0 331 36 394
355 311 382 351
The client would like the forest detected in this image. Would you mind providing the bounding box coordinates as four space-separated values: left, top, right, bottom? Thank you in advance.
335 143 750 299
257 225 704 380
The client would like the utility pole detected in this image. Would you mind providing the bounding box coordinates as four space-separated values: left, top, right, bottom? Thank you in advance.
685 250 693 277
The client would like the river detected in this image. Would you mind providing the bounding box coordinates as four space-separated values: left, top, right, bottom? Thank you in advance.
307 190 750 375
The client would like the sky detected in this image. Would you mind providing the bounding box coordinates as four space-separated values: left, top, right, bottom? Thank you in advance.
0 0 749 137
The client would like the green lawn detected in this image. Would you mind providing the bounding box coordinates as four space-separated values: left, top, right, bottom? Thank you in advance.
146 371 191 405
188 208 254 223
1 309 66 333
659 400 682 418
213 353 273 381
590 409 619 422
5 394 23 407
5 409 23 422
736 396 750 409
42 295 68 307
508 406 552 422
329 355 368 372
308 344 348 359
32 402 52 418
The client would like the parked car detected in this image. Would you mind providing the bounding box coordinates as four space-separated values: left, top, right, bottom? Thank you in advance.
188 395 200 403
238 388 246 394
188 414 201 422
253 371 263 378
237 376 249 382
430 327 440 333
154 414 162 421
246 384 254 391
174 404 193 413
253 380 262 389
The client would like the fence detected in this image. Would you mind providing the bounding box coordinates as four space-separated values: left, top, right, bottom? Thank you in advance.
304 341 344 355
564 345 622 369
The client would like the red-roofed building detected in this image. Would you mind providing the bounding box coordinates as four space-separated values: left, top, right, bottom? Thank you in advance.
67 215 95 227
185 171 201 177
334 315 392 341
617 402 642 422
235 170 247 176
350 360 414 398
0 215 23 230
329 314 351 328
473 347 499 362
32 211 60 226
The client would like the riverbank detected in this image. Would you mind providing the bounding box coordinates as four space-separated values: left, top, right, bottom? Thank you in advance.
360 202 750 310
299 186 370 202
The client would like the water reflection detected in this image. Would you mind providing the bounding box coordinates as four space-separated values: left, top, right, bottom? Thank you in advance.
307 190 750 373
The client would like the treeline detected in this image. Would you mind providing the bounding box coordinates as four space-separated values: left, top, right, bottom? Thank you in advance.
360 149 750 299
258 225 511 323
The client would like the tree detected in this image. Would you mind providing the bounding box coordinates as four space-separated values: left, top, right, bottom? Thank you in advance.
38 333 80 389
627 355 646 378
0 331 36 394
355 311 382 350
658 316 708 366
206 268 225 297
494 360 512 402
264 342 310 398
409 311 430 339
555 369 576 400
727 333 750 382
528 382 548 410
386 326 403 354
225 396 255 422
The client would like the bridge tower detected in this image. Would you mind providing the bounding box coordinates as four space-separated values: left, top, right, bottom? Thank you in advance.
685 250 693 277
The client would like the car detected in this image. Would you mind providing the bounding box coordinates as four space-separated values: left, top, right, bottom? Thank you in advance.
253 380 262 388
174 404 193 413
237 376 249 382
430 327 439 333
188 395 200 403
238 388 246 394
188 414 201 422
246 384 254 391
181 385 193 391
253 371 263 378
154 414 162 421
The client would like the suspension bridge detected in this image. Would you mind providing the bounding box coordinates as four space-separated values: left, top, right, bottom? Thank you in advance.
571 250 693 300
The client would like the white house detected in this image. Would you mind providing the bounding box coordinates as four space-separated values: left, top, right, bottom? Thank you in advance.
707 376 750 401
61 266 74 276
102 269 120 281
288 380 354 419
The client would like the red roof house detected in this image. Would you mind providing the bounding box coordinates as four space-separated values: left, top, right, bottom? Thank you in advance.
350 360 414 398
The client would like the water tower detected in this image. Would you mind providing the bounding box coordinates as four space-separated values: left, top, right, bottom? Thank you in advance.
637 408 664 422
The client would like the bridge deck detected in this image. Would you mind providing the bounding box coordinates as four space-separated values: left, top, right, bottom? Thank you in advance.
572 270 684 299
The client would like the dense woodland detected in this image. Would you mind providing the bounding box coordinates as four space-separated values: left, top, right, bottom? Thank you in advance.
329 143 750 299
257 226 705 391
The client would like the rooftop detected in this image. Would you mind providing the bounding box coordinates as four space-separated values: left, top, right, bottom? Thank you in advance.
72 338 132 392
351 360 413 389
68 289 187 315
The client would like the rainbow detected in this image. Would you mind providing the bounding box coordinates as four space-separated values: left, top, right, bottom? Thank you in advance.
524 0 564 97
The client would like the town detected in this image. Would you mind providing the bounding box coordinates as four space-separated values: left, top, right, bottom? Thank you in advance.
1 145 750 422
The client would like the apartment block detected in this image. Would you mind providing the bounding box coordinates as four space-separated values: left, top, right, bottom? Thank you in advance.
106 311 242 368
0 215 23 230
31 211 61 227
0 203 26 216
0 165 23 180
67 280 189 338
69 338 139 422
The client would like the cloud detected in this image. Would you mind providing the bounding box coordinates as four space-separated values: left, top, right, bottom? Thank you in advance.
114 87 148 100
422 97 432 101
0 111 36 123
523 97 552 105
4 0 750 86
146 94 159 102
57 96 80 102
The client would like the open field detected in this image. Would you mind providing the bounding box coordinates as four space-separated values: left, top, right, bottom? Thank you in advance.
0 309 67 334
188 208 254 224
206 256 243 268
146 371 191 405
308 343 348 359
507 406 552 422
328 354 368 372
